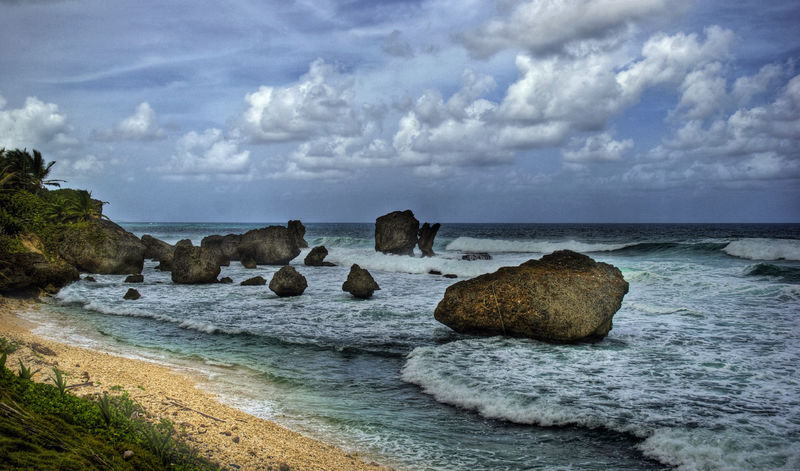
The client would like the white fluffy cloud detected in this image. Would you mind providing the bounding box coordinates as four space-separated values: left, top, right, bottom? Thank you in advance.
91 102 165 141
162 128 250 176
238 60 362 143
0 94 77 150
562 132 633 163
459 0 674 58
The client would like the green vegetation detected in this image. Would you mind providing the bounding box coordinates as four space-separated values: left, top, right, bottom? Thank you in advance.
0 348 221 470
0 148 107 258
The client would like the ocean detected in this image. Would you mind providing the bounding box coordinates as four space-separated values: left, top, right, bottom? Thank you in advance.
23 223 800 470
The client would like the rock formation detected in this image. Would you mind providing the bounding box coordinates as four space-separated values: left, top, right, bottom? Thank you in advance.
141 235 174 262
375 210 419 256
342 264 380 299
219 277 233 284
240 276 267 286
304 245 335 266
238 226 301 267
268 266 307 297
417 222 441 257
0 252 79 294
123 288 141 300
287 220 309 248
58 219 145 274
171 242 221 284
434 250 629 343
201 234 242 266
124 274 144 283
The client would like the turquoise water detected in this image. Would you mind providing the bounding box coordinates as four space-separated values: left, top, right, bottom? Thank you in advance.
31 223 800 470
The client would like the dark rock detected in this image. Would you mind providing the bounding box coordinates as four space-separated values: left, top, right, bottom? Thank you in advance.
238 226 301 267
342 264 380 299
268 266 307 297
124 274 144 283
241 259 257 269
375 210 419 256
175 239 193 248
304 246 330 266
141 235 174 263
287 220 308 248
240 276 267 286
123 288 141 300
322 261 337 267
0 252 79 294
201 234 242 266
428 270 442 275
58 219 145 274
171 243 221 284
219 276 233 284
417 222 441 257
434 250 629 343
84 276 96 282
443 273 458 279
462 252 492 261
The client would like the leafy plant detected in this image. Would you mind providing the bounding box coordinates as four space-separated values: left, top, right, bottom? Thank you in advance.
49 367 68 396
0 336 19 354
97 391 113 426
17 359 40 380
0 352 7 371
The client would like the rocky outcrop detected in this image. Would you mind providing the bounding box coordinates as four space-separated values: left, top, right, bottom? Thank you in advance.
58 219 145 274
0 252 79 294
417 222 440 257
342 264 380 299
238 226 301 267
123 288 141 300
304 246 335 266
171 243 220 284
434 250 629 343
287 220 308 249
240 276 267 286
201 234 242 266
375 210 419 256
141 235 173 261
268 266 307 297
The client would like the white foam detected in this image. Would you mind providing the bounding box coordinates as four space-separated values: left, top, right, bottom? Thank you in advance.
324 248 510 278
723 238 800 261
445 237 631 254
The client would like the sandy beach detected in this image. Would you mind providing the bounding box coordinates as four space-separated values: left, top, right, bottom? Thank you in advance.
0 294 387 471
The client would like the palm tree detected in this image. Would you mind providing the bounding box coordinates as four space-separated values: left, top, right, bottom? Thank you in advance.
0 148 63 191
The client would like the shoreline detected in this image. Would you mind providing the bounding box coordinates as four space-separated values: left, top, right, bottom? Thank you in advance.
0 294 387 471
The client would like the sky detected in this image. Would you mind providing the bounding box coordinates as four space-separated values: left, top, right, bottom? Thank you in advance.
1 0 799 223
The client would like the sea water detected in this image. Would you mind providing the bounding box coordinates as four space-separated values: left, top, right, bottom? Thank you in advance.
25 223 800 470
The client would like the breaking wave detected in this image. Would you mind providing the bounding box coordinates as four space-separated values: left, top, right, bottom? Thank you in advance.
723 238 800 261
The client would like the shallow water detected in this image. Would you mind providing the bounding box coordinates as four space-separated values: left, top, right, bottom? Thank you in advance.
31 223 800 470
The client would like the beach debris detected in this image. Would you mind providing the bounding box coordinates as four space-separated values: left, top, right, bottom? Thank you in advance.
287 220 309 248
123 288 141 300
171 242 221 284
375 210 419 256
342 264 380 299
269 266 308 297
240 276 267 286
124 274 144 283
166 396 226 423
434 250 629 342
30 342 56 356
238 226 301 267
417 222 441 257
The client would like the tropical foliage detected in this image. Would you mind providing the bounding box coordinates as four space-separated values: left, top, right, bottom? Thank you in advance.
0 148 63 192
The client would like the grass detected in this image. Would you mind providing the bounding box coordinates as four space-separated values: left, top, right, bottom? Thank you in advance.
0 348 222 470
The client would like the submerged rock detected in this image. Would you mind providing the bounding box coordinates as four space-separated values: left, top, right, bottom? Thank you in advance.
240 276 267 286
462 252 492 261
219 276 233 284
123 288 141 300
434 250 629 342
124 274 144 283
304 245 330 266
417 222 441 257
171 243 220 284
238 226 301 267
268 266 307 297
375 210 419 256
58 219 145 274
342 264 380 299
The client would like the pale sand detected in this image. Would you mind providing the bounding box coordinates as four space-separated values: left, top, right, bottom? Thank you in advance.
0 295 389 471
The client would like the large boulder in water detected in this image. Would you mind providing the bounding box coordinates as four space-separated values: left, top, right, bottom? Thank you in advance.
287 220 308 248
375 210 419 256
141 235 173 261
201 234 242 266
58 219 145 274
171 243 220 284
238 226 300 267
304 245 330 266
342 264 380 299
417 222 440 257
268 266 307 297
434 250 629 342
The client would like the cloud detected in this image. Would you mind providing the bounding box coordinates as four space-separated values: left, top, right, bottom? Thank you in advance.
458 0 675 59
561 132 633 163
91 102 166 141
161 128 250 176
382 30 413 58
238 59 362 143
0 94 78 150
